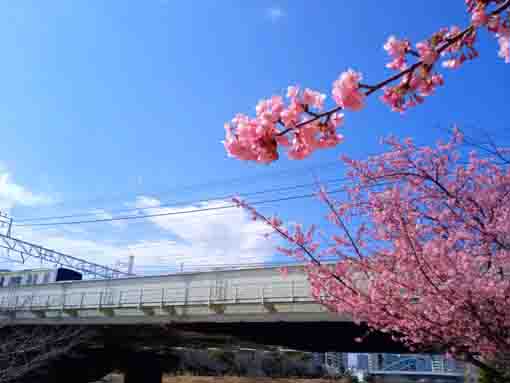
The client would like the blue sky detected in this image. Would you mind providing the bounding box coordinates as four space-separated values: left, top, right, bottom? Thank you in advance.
0 1 508 274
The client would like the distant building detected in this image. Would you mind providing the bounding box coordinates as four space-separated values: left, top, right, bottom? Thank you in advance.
324 352 348 374
415 355 432 371
368 353 383 371
381 353 402 370
431 355 464 373
363 353 464 374
356 353 369 371
431 355 446 372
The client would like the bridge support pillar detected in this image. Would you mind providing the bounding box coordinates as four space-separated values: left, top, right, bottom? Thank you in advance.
124 353 163 383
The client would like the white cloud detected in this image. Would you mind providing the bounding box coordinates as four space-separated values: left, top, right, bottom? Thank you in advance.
1 195 278 276
0 169 278 276
133 196 277 267
134 195 160 210
0 173 54 211
266 6 284 22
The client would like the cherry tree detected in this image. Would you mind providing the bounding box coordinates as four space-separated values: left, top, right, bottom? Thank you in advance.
0 325 88 383
222 0 510 380
236 131 510 376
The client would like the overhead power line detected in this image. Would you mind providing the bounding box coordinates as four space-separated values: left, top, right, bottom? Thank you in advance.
14 191 330 227
26 160 342 211
15 176 350 223
15 147 395 224
14 181 393 229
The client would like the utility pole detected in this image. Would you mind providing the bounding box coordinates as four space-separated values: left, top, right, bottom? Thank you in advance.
127 255 135 275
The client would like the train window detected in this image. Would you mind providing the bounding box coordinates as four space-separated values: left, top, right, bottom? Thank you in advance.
43 272 51 284
8 277 22 287
33 274 38 284
26 274 33 285
0 276 4 287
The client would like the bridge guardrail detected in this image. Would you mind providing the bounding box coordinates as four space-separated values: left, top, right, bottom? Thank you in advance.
0 280 315 313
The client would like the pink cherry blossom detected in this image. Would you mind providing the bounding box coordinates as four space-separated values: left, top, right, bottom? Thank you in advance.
471 7 489 27
384 35 409 58
498 35 510 62
380 86 406 113
222 114 280 163
287 85 300 99
384 36 410 70
280 101 303 128
287 123 321 160
380 71 443 113
330 112 344 128
302 88 326 110
416 41 438 65
442 58 463 69
332 69 365 111
488 14 501 32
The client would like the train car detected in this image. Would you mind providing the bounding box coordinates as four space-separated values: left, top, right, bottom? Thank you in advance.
0 267 82 288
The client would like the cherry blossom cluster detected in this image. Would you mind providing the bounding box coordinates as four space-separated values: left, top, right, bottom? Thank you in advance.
380 27 466 112
223 87 345 163
223 0 510 164
468 0 510 62
237 131 510 367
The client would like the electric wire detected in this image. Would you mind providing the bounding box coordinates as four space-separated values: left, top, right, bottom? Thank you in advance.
14 191 334 227
14 181 393 228
15 176 351 223
26 160 343 211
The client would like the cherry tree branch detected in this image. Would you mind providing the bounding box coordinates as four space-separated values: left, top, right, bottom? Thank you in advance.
275 0 510 138
235 199 362 296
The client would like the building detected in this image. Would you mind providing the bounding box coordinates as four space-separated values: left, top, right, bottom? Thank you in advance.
368 353 383 371
381 353 402 370
356 353 369 371
364 353 463 374
431 355 464 373
415 355 432 371
431 355 445 372
311 352 349 374
324 352 348 374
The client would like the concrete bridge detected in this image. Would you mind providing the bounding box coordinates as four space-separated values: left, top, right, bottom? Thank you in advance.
0 264 407 351
0 265 338 325
0 265 407 382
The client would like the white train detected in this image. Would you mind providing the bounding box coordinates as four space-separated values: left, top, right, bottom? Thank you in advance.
0 267 82 288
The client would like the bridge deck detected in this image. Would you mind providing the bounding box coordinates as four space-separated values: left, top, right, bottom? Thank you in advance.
0 265 347 325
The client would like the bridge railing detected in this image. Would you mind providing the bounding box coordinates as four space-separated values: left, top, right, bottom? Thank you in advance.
0 280 314 312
